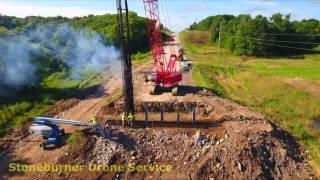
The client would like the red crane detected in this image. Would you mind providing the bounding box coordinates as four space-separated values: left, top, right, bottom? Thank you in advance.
143 0 182 95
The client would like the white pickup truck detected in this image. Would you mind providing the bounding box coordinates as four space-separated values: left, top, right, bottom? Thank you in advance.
180 60 192 72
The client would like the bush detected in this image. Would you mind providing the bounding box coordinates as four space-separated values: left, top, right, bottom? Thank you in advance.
66 130 84 149
184 31 210 44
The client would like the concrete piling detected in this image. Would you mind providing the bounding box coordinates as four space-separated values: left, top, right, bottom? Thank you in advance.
192 107 196 125
144 103 148 126
176 112 180 126
160 106 164 123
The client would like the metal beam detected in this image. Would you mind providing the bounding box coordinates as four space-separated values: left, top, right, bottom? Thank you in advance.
117 0 135 116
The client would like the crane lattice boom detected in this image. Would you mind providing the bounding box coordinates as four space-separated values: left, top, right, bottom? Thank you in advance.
143 0 182 89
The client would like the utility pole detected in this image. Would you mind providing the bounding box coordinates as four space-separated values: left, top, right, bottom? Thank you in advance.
117 0 135 116
218 22 222 56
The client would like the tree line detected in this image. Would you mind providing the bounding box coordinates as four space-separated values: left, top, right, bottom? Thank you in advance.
0 12 149 53
0 12 152 100
189 14 320 56
0 12 151 131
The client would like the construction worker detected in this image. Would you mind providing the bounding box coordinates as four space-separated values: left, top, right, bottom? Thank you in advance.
127 113 135 127
121 112 126 126
178 47 184 61
92 115 97 126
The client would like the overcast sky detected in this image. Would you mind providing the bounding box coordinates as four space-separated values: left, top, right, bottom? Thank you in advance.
0 0 320 31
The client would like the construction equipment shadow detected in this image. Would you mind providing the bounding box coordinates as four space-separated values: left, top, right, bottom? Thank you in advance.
148 85 211 96
116 131 136 151
177 85 204 96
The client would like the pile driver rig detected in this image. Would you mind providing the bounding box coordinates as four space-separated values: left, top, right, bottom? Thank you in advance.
117 0 135 114
116 0 182 116
143 0 182 95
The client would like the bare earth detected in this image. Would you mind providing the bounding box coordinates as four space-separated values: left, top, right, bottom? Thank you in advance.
0 34 315 179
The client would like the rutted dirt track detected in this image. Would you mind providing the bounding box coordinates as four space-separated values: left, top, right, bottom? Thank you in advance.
0 34 316 179
280 77 320 97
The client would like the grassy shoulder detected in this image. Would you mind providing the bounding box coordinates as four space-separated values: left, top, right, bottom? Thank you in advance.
180 31 320 173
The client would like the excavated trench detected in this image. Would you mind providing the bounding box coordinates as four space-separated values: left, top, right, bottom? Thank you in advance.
114 100 215 116
101 100 218 125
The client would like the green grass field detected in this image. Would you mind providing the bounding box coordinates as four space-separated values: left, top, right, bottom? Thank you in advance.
132 51 151 65
180 31 320 174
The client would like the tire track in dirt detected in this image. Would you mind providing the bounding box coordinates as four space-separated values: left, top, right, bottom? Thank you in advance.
279 77 320 97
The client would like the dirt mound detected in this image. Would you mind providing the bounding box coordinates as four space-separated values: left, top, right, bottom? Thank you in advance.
129 120 311 179
58 136 95 165
193 121 310 179
39 118 313 180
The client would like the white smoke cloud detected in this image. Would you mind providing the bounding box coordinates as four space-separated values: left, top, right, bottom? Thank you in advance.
0 36 38 86
26 24 121 79
0 23 121 95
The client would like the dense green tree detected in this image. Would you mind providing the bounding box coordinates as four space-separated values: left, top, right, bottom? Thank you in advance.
0 26 7 33
0 12 150 53
71 12 148 52
189 13 320 56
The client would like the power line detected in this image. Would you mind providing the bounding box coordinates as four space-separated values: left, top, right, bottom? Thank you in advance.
246 37 320 45
249 32 320 37
159 0 168 29
164 0 173 31
255 41 320 52
159 0 170 30
219 33 320 52
159 0 173 53
221 32 320 45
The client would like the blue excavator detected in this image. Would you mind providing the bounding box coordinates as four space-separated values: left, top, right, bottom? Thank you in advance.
29 117 108 150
